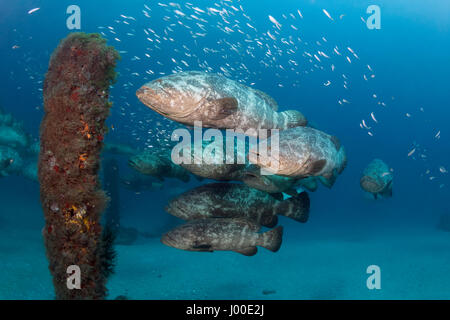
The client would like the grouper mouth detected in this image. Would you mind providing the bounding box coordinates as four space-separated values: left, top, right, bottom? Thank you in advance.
360 176 383 193
244 171 258 179
137 86 201 120
136 87 171 115
165 201 187 217
128 158 140 170
161 233 177 247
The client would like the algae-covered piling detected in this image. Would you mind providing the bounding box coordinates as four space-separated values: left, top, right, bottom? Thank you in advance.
39 33 119 299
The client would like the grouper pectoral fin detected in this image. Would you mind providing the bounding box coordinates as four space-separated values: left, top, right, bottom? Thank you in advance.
235 247 257 256
307 159 327 175
208 97 238 120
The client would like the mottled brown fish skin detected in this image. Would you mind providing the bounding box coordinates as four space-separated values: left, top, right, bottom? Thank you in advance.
180 161 245 181
178 139 247 181
137 71 307 134
249 126 347 187
166 183 278 227
166 183 310 226
161 218 283 256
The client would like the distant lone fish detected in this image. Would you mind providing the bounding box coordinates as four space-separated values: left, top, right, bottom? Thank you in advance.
120 173 163 192
137 71 307 134
161 218 283 256
166 183 310 227
360 159 393 199
249 126 347 187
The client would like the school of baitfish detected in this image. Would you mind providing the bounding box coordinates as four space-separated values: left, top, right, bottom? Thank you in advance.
14 2 438 256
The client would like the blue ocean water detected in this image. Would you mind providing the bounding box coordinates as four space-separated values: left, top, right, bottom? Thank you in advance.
0 0 449 299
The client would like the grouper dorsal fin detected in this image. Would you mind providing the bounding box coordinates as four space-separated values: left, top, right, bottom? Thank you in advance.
254 89 278 111
330 136 341 151
208 97 238 120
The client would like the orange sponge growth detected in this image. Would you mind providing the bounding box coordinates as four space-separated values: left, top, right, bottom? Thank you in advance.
39 33 119 299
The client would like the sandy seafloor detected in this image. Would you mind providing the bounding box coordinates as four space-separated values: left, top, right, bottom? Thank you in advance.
1 177 449 300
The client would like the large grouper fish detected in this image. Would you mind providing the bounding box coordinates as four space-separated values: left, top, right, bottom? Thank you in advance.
166 182 310 227
177 139 319 194
161 218 284 256
249 126 347 187
136 71 307 134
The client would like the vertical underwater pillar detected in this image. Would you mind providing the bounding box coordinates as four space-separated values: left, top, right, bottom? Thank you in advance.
39 33 119 299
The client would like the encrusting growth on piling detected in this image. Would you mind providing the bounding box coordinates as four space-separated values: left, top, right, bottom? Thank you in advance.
103 159 121 235
38 33 119 299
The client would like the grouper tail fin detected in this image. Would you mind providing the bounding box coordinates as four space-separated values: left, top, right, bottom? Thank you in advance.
276 191 310 223
259 226 283 252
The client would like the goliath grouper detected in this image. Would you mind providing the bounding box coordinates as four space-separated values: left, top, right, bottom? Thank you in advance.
249 126 347 188
161 218 283 256
166 182 310 227
360 158 393 199
136 71 307 134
